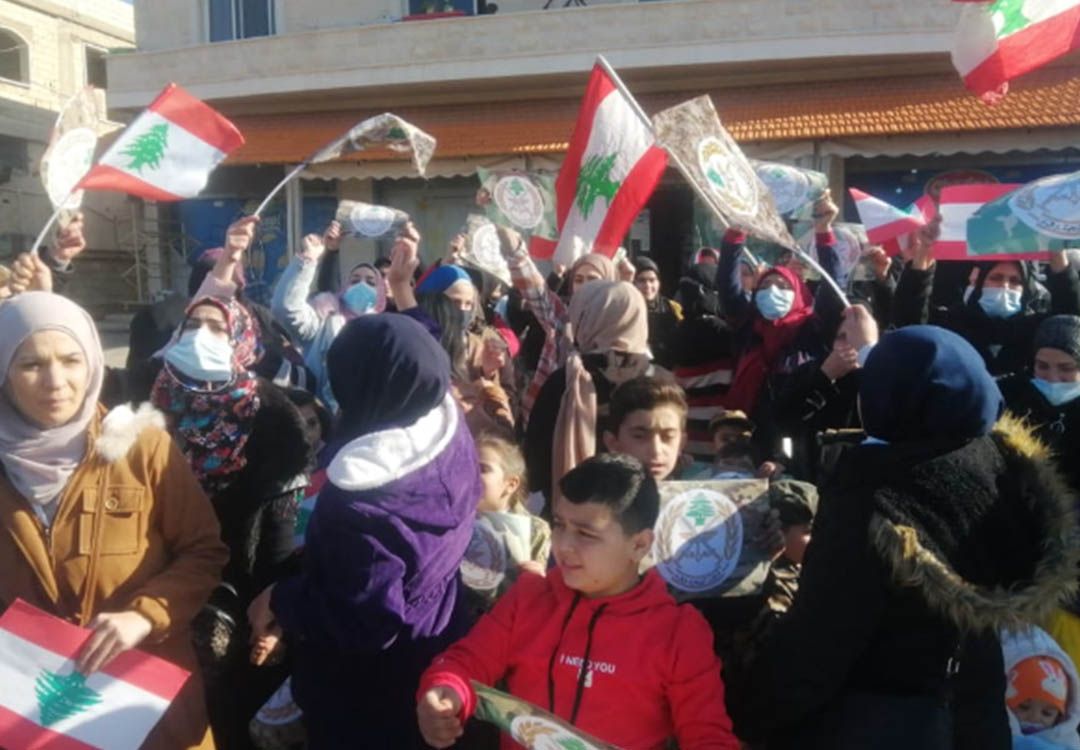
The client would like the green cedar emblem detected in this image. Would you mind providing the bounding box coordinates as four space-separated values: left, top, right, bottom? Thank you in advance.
991 0 1030 37
558 739 589 750
686 495 716 527
121 123 169 174
35 669 103 727
575 153 620 220
386 125 408 140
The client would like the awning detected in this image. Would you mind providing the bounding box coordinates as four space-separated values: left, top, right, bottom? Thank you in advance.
225 64 1080 176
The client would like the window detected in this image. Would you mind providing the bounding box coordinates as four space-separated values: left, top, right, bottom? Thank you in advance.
208 0 276 42
407 0 475 14
85 46 107 88
0 28 28 84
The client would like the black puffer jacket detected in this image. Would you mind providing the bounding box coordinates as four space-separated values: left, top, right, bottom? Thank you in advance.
740 417 1079 749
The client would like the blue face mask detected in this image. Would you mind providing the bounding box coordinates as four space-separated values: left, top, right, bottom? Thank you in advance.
978 286 1023 319
1032 377 1080 407
755 286 795 321
165 327 234 383
341 281 377 315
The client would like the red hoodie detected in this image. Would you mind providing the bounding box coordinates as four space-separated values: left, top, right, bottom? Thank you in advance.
419 568 739 750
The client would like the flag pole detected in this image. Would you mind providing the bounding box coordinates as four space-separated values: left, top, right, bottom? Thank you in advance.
596 54 849 308
253 162 308 218
27 200 70 258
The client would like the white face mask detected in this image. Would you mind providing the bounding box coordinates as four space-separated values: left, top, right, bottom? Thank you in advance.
165 327 234 383
1032 377 1080 407
978 287 1023 319
755 286 796 321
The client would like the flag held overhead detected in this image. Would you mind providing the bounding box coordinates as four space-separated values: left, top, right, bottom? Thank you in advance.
652 95 793 250
549 58 667 264
77 83 244 202
849 188 926 245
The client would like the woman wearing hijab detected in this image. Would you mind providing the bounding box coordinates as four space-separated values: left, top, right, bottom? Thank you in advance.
271 224 384 412
0 292 227 749
997 315 1080 671
718 207 846 477
525 280 653 503
492 226 619 424
895 237 1080 377
152 294 311 749
740 326 1079 750
247 313 481 750
634 256 683 369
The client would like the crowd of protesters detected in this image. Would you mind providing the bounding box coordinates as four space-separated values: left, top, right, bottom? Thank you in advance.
1 189 1079 750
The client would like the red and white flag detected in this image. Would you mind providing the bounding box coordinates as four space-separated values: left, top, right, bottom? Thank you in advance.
952 0 1080 103
548 61 667 264
78 83 244 201
0 599 189 750
850 188 925 245
935 183 1020 259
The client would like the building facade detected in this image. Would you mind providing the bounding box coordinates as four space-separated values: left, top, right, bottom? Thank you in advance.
107 0 1080 297
0 0 136 311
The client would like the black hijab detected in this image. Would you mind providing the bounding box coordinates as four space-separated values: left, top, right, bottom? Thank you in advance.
327 313 450 443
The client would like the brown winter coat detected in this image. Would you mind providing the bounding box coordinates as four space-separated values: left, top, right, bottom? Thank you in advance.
0 403 228 749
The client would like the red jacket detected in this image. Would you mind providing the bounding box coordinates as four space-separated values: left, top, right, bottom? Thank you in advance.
419 568 739 750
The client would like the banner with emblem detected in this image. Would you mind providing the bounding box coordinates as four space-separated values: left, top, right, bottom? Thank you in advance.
334 200 410 238
751 160 829 221
40 86 111 213
460 511 534 599
645 480 772 599
652 96 794 250
476 168 559 258
472 681 618 750
966 171 1080 259
458 214 512 287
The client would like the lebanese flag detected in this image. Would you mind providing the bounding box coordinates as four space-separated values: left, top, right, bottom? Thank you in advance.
0 600 189 750
882 195 937 256
935 183 1036 260
78 83 244 202
952 0 1080 103
850 188 925 244
546 62 667 264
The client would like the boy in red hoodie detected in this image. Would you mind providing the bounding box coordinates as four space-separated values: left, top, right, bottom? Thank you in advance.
417 454 740 749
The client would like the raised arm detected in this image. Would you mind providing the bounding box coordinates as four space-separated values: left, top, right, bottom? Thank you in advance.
270 233 328 346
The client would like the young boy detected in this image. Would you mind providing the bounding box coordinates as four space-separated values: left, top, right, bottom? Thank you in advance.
416 454 740 750
602 377 688 481
708 410 758 479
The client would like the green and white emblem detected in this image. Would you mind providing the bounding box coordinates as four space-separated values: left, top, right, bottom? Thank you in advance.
35 669 103 727
697 137 759 221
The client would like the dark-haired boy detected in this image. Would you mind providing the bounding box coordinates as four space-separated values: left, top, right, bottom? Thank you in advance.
416 454 739 750
603 376 689 481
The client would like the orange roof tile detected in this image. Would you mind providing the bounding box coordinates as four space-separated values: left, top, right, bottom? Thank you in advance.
225 65 1080 165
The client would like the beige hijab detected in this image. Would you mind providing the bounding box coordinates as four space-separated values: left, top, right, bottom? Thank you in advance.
552 281 649 496
0 292 104 505
569 253 617 284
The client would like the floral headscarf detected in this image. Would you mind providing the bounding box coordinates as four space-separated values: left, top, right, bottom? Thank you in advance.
151 296 261 496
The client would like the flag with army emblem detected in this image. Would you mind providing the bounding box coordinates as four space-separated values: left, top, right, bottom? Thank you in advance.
549 63 667 264
652 96 794 249
77 83 244 201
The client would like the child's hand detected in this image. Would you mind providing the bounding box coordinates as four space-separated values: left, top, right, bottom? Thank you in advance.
417 686 464 748
518 560 547 577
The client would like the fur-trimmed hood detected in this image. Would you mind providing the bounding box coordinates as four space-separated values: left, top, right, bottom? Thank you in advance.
869 414 1080 633
94 402 166 463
